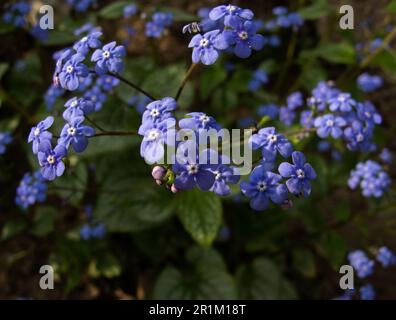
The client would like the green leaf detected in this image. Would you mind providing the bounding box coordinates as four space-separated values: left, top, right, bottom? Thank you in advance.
1 219 26 240
316 232 347 270
165 8 198 22
153 246 236 299
299 0 331 20
99 1 130 19
386 0 396 13
293 249 316 278
32 207 58 237
0 63 9 79
370 50 396 78
300 42 356 65
200 65 227 100
236 258 297 299
45 30 77 46
175 189 222 246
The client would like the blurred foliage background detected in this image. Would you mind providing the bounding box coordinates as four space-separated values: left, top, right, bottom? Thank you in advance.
1 0 396 299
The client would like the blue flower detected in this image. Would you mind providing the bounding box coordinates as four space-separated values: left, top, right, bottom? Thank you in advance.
380 148 393 164
376 246 396 267
28 116 54 154
44 85 65 110
67 0 95 12
357 73 383 92
145 21 165 38
250 127 293 158
300 110 315 128
91 41 126 75
314 114 346 139
73 32 102 55
360 284 375 300
311 81 340 111
74 23 100 36
30 24 49 42
248 70 268 91
279 107 296 126
344 121 373 152
240 165 288 211
329 93 356 112
2 2 31 27
258 103 279 120
210 165 239 196
63 97 94 121
179 112 222 131
84 86 107 111
96 75 120 91
273 6 288 15
173 146 216 191
124 4 138 18
15 171 47 209
141 97 177 127
152 12 173 27
139 119 176 164
209 4 254 27
189 30 228 65
197 7 223 32
91 224 106 239
356 101 382 127
37 140 67 181
286 91 303 110
223 20 265 58
348 250 374 278
0 132 12 155
279 151 316 196
59 116 95 153
59 53 89 91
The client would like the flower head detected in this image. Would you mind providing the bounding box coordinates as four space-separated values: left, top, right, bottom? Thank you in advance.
314 114 347 139
63 97 94 121
59 116 95 153
189 30 228 65
37 140 67 181
250 127 293 158
91 41 126 75
209 4 254 26
28 116 54 154
59 53 89 91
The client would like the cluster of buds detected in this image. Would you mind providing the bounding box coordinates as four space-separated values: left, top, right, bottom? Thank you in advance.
151 166 178 193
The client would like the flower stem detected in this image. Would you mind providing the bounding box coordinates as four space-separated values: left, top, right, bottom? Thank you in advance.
175 63 198 101
92 130 137 137
109 72 157 101
85 115 107 132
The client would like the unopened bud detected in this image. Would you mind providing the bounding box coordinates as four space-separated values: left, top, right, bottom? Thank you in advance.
155 179 163 186
152 166 166 180
281 199 293 210
170 184 178 194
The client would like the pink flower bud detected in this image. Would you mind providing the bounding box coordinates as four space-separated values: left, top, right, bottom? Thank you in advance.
170 184 178 194
152 166 166 180
155 179 163 186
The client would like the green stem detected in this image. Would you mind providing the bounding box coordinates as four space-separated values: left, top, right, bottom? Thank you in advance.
175 63 198 101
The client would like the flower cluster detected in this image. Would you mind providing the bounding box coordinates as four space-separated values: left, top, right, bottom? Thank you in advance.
2 2 31 27
187 4 265 65
300 81 382 153
357 73 383 92
265 6 304 31
244 128 316 211
0 132 12 155
80 205 106 240
67 0 96 12
15 171 48 209
348 160 391 198
248 70 268 91
342 247 396 300
145 12 173 38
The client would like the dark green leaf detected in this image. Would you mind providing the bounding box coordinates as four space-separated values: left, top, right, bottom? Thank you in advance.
32 206 58 237
99 1 130 19
175 189 222 246
293 249 316 278
299 0 331 20
1 219 26 240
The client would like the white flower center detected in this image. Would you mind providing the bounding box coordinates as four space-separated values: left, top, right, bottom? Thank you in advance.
47 155 55 164
102 50 111 59
71 100 78 107
81 36 88 42
364 111 371 118
91 95 97 102
150 109 160 117
326 119 334 127
356 134 364 142
200 115 210 123
148 129 160 141
227 5 236 12
200 39 209 47
66 65 74 73
338 96 346 102
238 31 248 40
296 169 305 179
268 134 277 142
187 164 199 174
67 127 77 136
34 128 41 136
213 171 221 180
257 181 267 191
